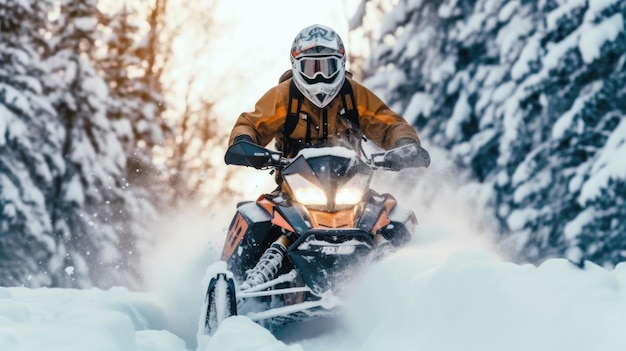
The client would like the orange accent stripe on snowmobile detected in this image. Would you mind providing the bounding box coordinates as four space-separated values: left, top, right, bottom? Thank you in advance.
271 212 295 233
257 196 275 214
383 194 397 212
257 196 295 233
371 195 398 233
371 211 390 234
309 209 355 228
221 212 249 261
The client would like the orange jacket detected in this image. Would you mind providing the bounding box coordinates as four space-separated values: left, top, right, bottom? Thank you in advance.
228 77 420 154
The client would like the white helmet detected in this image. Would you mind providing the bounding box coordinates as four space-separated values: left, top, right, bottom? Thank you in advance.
290 24 346 108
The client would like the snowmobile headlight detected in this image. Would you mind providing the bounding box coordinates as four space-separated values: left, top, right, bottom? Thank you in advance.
335 188 365 205
335 174 369 206
284 174 327 206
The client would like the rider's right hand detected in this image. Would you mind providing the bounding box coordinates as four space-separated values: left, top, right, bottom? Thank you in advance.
225 134 275 169
233 134 255 144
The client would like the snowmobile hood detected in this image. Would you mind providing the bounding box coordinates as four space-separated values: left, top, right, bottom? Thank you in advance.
281 147 373 211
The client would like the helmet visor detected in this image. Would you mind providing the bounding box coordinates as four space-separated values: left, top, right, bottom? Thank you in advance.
298 56 340 80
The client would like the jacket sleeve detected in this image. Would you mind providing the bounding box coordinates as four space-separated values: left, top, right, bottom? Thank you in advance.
228 82 290 147
351 79 421 149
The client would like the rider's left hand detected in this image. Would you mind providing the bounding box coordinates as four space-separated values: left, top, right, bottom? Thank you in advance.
385 139 430 170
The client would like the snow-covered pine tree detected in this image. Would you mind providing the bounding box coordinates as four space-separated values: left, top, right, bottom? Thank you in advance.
95 6 171 277
98 6 168 184
352 0 626 267
0 0 62 286
37 0 163 287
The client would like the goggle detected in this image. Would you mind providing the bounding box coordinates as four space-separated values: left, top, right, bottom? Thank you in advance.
297 56 341 81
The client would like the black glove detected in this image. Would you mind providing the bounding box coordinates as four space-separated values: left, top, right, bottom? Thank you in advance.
395 138 418 147
225 134 271 168
233 134 254 144
384 139 431 170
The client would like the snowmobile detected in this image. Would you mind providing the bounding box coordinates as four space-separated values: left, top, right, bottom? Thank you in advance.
201 140 430 335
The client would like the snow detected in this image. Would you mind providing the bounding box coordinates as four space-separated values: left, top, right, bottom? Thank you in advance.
564 208 596 241
579 118 626 205
430 56 455 84
513 170 552 204
497 1 519 23
3 156 626 351
64 176 85 206
297 146 358 159
490 80 516 103
545 2 624 66
402 27 432 60
3 0 626 349
506 207 539 232
438 0 461 19
445 91 471 140
0 287 185 351
403 92 434 124
587 0 622 20
380 0 406 37
551 81 603 140
511 37 540 80
73 17 96 32
2 147 626 351
0 82 32 117
578 13 624 64
545 0 586 31
482 65 508 88
0 106 8 146
4 232 626 351
456 11 488 42
348 0 367 31
542 27 579 71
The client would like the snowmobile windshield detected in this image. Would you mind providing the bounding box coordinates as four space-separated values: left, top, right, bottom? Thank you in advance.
282 147 373 211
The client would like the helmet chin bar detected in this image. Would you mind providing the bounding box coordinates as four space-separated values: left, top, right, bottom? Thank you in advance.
292 69 345 108
314 93 327 107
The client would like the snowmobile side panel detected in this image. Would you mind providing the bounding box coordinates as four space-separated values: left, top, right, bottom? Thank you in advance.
257 195 310 234
222 202 276 280
356 192 396 233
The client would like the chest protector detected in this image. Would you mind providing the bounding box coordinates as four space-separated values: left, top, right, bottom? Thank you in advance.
281 77 359 157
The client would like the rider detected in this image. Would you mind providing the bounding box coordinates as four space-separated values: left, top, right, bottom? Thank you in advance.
224 24 428 289
227 23 426 165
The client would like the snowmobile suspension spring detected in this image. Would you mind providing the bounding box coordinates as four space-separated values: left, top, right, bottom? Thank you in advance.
243 235 289 289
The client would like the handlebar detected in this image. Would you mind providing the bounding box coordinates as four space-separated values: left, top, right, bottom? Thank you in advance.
225 141 430 171
224 141 287 169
